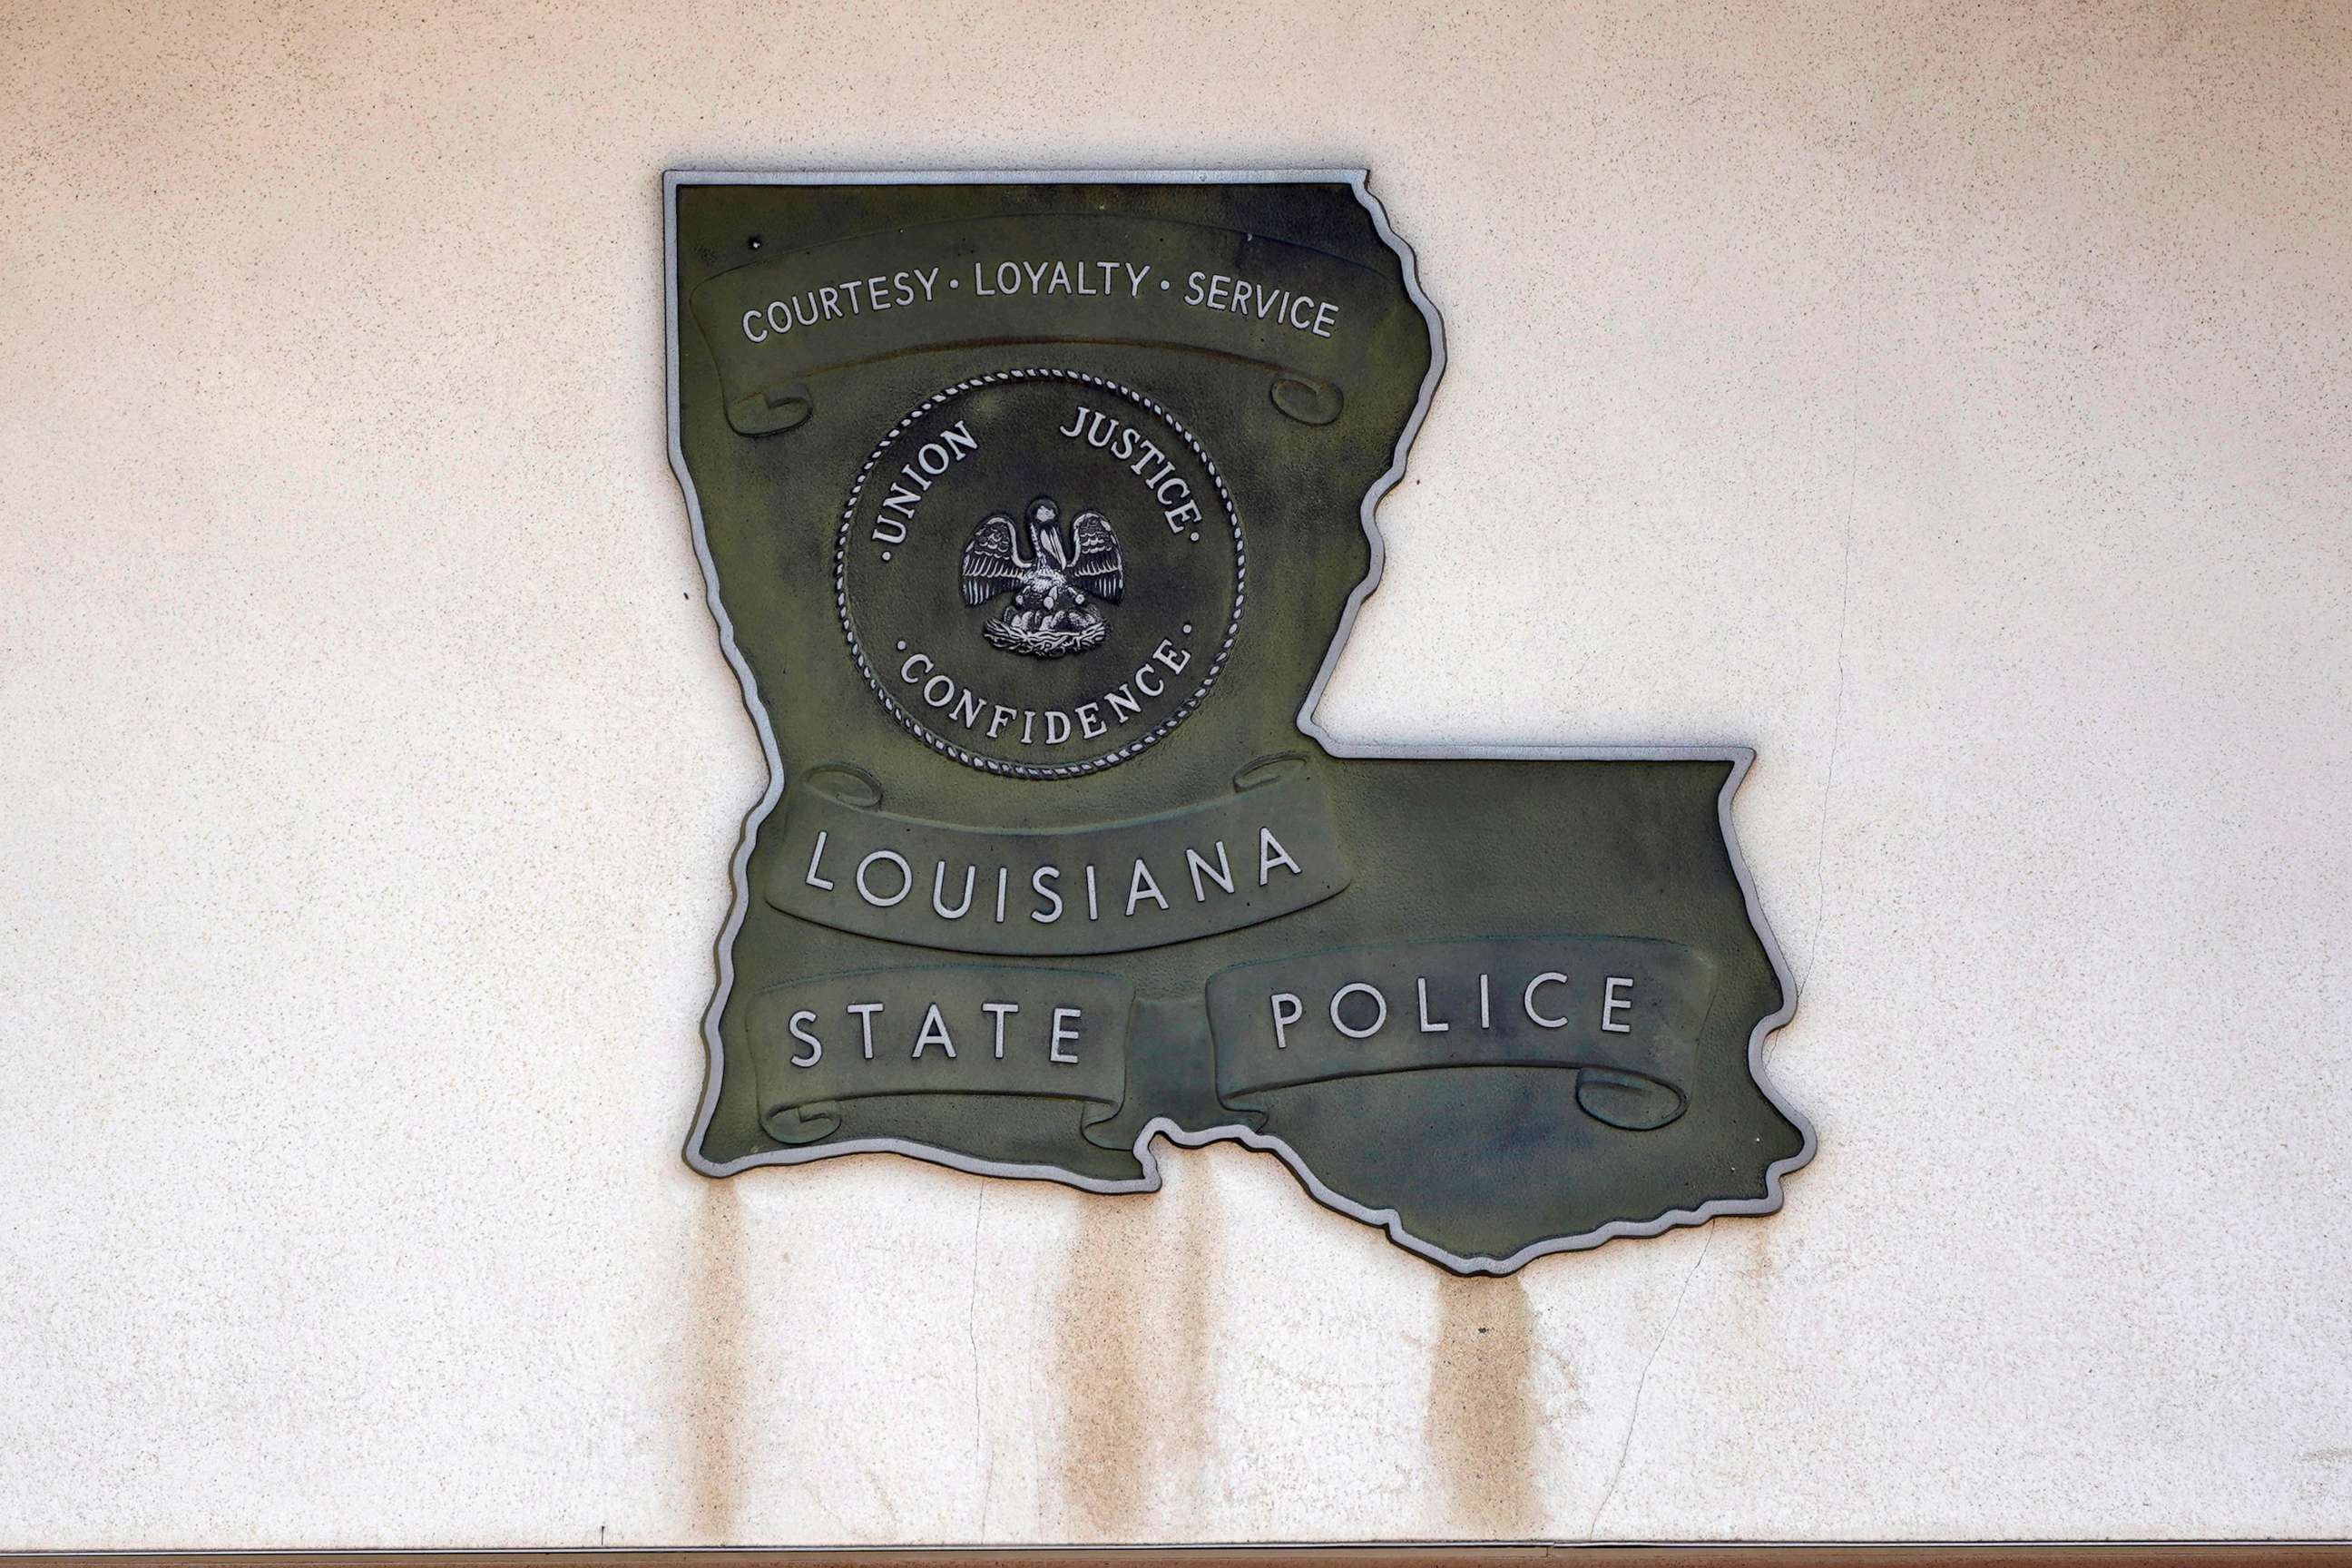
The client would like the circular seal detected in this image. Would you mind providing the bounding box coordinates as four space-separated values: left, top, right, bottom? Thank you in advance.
837 368 1244 778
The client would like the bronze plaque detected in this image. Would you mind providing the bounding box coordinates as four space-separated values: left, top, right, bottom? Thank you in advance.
665 169 1812 1273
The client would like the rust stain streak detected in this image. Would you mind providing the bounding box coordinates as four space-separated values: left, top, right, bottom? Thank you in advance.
1053 1186 1155 1538
1426 1272 1544 1535
685 1181 749 1544
1166 1154 1220 1516
1047 1150 1228 1537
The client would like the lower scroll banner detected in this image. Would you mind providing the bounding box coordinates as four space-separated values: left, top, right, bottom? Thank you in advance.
1205 936 1714 1132
748 967 1134 1149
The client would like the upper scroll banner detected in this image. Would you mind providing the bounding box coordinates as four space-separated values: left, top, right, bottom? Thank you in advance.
688 212 1392 434
668 171 1812 1273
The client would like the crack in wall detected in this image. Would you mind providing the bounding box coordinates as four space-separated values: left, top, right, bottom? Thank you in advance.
967 1185 991 1539
1586 1227 1714 1538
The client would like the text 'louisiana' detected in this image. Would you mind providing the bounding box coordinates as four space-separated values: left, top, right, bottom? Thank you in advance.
800 827 1308 926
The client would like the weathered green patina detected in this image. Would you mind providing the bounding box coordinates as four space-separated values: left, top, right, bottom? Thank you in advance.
667 171 1811 1272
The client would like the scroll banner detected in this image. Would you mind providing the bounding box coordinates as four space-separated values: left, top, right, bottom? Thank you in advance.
747 965 1133 1148
768 758 1349 956
1205 936 1718 1131
687 212 1397 434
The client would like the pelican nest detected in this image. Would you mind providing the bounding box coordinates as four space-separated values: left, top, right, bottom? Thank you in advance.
982 616 1108 659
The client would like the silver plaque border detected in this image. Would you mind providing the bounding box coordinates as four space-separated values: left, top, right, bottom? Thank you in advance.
666 167 1816 1276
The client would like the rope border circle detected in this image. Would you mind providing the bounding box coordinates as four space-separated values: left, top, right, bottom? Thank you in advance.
834 368 1246 779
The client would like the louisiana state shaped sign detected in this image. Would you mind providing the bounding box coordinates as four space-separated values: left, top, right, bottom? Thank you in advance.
666 170 1813 1273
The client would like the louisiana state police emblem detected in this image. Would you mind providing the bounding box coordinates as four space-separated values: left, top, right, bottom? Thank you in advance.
668 169 1814 1272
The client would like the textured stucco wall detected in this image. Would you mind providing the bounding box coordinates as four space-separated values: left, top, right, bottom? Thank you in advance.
4 0 2348 1547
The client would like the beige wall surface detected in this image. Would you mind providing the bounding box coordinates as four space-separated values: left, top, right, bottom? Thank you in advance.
4 0 2349 1548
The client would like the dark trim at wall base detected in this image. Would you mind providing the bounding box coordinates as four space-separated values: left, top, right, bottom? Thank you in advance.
5 1548 2352 1566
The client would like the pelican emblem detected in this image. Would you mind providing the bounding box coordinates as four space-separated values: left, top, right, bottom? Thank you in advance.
961 496 1124 659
